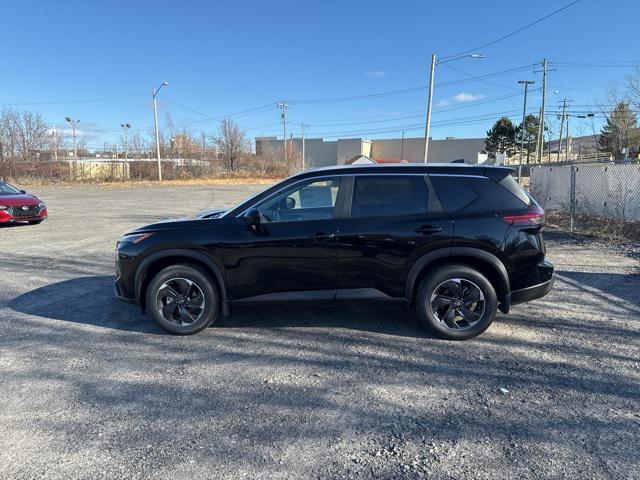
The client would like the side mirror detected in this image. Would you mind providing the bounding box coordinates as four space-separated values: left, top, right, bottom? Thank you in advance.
245 208 261 229
19 190 26 194
285 197 296 210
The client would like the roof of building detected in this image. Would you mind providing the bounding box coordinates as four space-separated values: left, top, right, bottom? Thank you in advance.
346 155 376 164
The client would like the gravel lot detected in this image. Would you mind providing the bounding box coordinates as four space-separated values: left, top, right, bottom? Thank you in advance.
1 184 639 480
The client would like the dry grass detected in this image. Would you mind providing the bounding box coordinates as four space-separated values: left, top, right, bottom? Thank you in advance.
19 176 283 189
546 210 640 242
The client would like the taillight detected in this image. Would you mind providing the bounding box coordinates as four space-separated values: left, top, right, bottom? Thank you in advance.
500 205 545 226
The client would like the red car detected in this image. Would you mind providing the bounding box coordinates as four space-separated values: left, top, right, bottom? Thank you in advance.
0 181 48 225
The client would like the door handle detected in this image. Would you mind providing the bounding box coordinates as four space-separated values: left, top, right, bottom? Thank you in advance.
414 226 442 234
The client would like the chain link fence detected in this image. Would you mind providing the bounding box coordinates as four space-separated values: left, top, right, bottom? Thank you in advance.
529 161 640 241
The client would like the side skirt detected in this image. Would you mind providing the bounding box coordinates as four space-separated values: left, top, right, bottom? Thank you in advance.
230 288 409 306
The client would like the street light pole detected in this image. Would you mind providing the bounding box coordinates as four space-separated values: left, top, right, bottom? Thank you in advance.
121 123 131 179
121 123 131 163
517 80 535 182
423 53 436 163
152 81 168 181
278 102 289 164
51 125 58 162
65 116 80 159
423 53 483 163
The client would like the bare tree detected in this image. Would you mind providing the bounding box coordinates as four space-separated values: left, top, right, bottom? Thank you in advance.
0 108 50 161
626 67 640 112
215 119 249 172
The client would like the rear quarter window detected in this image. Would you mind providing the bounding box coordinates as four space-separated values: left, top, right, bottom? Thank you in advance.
430 175 529 214
499 174 532 206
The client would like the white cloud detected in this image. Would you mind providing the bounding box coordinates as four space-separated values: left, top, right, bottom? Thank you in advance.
453 92 484 103
364 70 387 77
437 92 484 108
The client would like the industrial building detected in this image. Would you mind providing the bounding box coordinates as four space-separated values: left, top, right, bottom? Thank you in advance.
255 136 488 167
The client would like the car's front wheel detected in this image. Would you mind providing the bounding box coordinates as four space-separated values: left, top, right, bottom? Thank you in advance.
146 264 219 335
416 265 497 340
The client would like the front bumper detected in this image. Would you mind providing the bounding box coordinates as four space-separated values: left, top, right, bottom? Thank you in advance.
115 280 137 304
0 207 47 223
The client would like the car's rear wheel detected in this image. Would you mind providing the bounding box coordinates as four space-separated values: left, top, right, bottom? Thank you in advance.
146 264 219 335
416 265 497 340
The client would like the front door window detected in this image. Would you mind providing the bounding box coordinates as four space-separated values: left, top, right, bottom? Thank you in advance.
255 178 340 223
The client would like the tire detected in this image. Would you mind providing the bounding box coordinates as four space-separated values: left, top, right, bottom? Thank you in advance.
145 264 219 335
416 264 497 340
28 220 43 225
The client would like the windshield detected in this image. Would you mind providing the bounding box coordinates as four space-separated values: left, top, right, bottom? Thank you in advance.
0 182 21 195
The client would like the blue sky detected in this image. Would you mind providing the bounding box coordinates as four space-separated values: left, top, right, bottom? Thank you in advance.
1 0 639 149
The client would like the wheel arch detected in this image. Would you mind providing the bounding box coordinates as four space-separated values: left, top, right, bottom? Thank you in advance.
135 249 228 315
406 247 511 313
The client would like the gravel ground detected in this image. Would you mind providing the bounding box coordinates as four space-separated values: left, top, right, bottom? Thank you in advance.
0 184 639 480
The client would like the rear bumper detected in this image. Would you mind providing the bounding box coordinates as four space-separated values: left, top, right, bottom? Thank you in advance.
510 277 554 306
510 259 554 306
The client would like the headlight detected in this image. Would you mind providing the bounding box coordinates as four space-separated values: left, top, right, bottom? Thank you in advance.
0 205 8 210
38 202 45 208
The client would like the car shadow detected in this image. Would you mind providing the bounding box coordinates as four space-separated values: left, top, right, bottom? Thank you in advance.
8 275 430 338
8 276 164 334
0 222 34 228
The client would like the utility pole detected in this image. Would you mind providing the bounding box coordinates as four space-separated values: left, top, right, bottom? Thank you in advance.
401 131 405 162
557 99 568 163
65 117 80 159
300 122 306 170
586 113 598 158
152 81 168 181
565 114 571 162
534 59 548 162
277 102 288 163
517 80 535 182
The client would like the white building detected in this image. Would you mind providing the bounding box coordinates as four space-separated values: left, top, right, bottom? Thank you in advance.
255 136 487 168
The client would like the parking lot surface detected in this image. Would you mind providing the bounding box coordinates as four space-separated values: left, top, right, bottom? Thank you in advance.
1 184 639 479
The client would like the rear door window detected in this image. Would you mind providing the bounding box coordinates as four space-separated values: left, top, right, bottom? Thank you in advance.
350 175 435 218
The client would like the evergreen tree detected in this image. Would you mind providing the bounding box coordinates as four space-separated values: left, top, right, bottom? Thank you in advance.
599 102 639 160
516 114 540 163
484 117 517 161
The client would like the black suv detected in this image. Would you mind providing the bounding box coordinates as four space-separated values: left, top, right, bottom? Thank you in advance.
115 164 553 340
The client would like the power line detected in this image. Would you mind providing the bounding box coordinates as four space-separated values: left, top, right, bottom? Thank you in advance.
443 0 582 59
441 63 520 90
0 92 147 106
